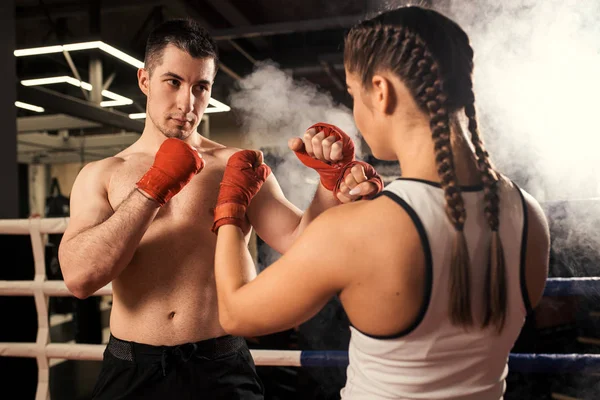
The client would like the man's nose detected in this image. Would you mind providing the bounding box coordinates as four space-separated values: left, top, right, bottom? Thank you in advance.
177 88 195 114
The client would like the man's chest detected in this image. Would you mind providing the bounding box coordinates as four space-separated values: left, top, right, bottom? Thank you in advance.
108 158 226 220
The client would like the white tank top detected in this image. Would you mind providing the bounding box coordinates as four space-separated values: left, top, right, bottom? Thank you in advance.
341 178 531 400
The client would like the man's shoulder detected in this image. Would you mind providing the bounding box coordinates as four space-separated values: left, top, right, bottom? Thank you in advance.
75 156 128 185
82 155 126 172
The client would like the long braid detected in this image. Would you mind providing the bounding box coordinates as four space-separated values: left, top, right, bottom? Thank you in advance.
385 30 474 327
413 39 473 327
465 100 507 331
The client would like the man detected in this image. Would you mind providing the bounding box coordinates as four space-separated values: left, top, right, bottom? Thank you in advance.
58 19 380 399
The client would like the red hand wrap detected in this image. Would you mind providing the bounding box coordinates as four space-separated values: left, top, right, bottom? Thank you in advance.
136 138 204 206
212 150 272 233
293 122 355 190
334 161 384 200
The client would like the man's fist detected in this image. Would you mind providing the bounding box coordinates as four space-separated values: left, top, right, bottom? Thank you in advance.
136 138 204 206
212 150 271 233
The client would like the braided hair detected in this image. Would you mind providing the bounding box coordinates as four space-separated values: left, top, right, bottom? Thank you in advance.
344 6 506 331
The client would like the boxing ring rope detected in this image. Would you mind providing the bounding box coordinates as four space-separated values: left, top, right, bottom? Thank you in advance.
1 217 600 399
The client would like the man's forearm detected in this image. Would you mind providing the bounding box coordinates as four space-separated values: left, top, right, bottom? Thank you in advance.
59 189 160 298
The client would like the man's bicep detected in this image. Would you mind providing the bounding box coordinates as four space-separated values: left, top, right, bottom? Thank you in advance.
246 173 303 253
63 162 114 240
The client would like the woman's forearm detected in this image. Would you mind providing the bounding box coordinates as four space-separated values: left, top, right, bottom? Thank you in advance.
214 225 258 331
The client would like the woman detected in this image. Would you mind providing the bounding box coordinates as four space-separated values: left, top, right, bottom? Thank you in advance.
212 6 550 399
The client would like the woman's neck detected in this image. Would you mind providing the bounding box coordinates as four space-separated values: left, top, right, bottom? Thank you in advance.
391 115 482 186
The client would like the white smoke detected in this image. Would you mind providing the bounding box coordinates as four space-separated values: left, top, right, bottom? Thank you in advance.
229 61 359 210
443 3 600 398
445 0 600 202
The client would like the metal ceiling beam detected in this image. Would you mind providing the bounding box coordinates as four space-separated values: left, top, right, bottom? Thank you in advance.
286 63 344 76
18 151 113 165
212 14 363 41
165 0 244 80
168 0 213 30
203 0 268 49
320 61 345 92
17 114 101 133
16 0 164 21
18 85 144 132
18 132 140 150
17 132 141 164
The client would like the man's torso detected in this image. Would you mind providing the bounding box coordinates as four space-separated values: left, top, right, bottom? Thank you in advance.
105 142 244 345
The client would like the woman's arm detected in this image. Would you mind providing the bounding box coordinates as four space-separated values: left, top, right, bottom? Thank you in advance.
215 205 357 337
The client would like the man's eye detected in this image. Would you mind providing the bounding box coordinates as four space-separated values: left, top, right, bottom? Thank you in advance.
168 80 180 87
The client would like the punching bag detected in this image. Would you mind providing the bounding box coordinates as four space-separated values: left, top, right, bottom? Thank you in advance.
46 178 102 344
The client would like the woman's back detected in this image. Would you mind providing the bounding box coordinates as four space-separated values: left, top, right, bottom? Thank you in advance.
340 178 542 400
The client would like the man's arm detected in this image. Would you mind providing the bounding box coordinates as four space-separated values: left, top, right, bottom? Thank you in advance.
59 138 204 298
58 159 160 299
245 174 339 254
246 125 381 254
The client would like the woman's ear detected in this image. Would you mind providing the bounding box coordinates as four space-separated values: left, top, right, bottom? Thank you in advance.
371 74 396 115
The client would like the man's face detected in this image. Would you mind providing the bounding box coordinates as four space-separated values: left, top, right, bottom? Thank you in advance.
138 44 216 139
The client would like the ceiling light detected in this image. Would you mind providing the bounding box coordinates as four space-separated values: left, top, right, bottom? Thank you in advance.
21 76 133 107
205 98 231 113
15 41 144 69
128 113 146 119
15 101 44 113
20 76 73 86
98 42 144 69
14 45 64 57
16 42 231 112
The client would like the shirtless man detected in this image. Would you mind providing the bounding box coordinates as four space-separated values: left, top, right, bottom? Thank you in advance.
58 19 379 399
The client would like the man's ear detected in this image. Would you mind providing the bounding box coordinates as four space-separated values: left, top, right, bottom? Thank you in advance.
371 74 396 115
138 68 150 96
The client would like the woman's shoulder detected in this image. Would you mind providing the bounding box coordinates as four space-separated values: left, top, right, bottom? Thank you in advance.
311 196 424 258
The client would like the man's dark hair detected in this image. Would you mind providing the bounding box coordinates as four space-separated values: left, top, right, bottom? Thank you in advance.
144 18 219 75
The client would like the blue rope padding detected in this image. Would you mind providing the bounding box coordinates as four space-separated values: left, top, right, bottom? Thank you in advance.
298 351 600 372
544 277 600 297
509 353 600 373
300 351 348 367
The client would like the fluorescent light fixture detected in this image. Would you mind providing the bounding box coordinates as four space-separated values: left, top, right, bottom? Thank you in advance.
15 101 45 113
102 89 132 103
205 98 231 114
15 41 144 69
21 76 78 86
62 41 104 52
98 42 144 69
14 45 64 57
16 42 231 113
21 75 133 107
129 113 147 120
101 100 133 107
